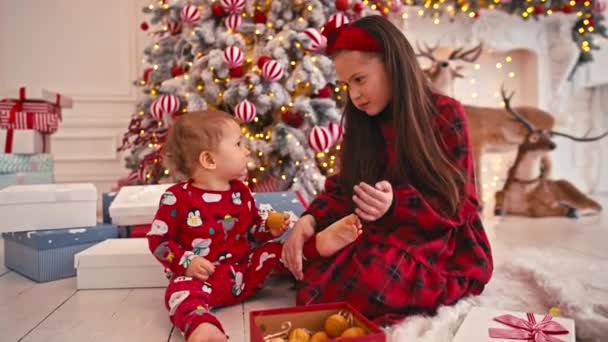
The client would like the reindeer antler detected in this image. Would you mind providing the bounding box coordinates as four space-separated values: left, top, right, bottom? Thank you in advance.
449 43 483 62
500 85 536 132
551 130 608 142
415 41 439 62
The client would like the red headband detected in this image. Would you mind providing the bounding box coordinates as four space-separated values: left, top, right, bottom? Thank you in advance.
321 18 383 55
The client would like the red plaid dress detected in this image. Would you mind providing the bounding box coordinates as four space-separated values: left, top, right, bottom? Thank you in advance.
297 94 493 326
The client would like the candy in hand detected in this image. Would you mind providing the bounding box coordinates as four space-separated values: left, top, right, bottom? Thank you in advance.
267 211 290 237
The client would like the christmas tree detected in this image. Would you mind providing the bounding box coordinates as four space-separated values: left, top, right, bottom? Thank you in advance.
118 0 401 200
117 0 605 200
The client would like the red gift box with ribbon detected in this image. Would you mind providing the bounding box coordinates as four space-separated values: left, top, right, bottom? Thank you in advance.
454 307 575 342
0 87 69 153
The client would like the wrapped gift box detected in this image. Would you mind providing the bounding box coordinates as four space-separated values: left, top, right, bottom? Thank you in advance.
250 302 386 342
0 171 54 190
0 183 97 233
103 191 151 237
252 191 307 216
454 307 575 342
74 238 167 289
2 224 117 282
0 87 73 109
0 153 53 174
109 184 175 226
252 191 307 243
0 87 68 154
0 130 49 154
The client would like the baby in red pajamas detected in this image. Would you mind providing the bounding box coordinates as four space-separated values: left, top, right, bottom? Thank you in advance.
147 111 290 342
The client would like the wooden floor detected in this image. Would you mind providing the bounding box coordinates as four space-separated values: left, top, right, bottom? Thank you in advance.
1 195 607 342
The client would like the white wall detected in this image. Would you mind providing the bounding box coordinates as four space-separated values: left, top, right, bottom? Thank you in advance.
0 0 149 198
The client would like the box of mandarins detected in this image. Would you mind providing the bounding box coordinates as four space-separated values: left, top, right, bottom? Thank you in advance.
249 302 386 341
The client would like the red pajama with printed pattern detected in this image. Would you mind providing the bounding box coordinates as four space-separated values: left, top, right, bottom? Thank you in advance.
147 180 284 339
298 94 494 326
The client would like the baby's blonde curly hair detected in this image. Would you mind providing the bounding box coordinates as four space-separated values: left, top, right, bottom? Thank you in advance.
163 110 237 179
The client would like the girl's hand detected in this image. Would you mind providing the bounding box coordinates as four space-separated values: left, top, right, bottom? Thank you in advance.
281 215 315 280
353 181 393 221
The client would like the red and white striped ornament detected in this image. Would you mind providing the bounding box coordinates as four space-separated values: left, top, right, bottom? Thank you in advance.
303 28 326 51
308 126 332 152
262 60 284 81
221 0 246 13
151 95 180 120
150 99 164 120
223 46 244 68
225 14 242 31
329 12 350 28
181 4 201 25
166 20 182 35
235 99 256 122
327 121 343 145
159 94 180 115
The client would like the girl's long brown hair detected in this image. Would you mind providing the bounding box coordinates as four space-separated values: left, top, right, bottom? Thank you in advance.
337 15 466 216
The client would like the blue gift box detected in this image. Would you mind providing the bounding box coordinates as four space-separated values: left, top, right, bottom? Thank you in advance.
102 192 117 224
0 171 54 190
2 224 118 282
252 191 306 216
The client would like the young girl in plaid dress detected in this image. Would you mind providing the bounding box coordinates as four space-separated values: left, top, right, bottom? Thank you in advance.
282 15 493 326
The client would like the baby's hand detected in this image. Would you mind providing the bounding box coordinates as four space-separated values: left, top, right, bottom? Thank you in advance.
267 212 291 237
184 256 215 281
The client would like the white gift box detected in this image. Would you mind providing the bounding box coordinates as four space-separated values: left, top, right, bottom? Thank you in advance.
74 238 167 289
0 129 48 154
109 184 174 226
1 86 73 108
454 307 575 342
0 183 97 233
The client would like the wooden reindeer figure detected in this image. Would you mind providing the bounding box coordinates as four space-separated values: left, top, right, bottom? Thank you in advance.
417 43 556 206
416 42 483 95
494 88 607 218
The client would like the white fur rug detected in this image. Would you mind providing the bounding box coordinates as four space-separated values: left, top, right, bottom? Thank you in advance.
387 247 608 342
